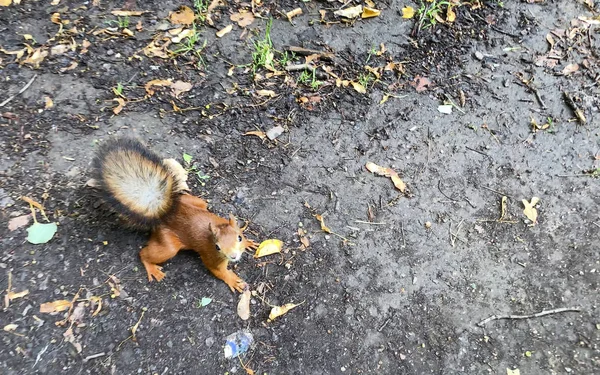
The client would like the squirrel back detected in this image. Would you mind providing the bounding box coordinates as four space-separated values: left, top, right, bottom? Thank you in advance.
93 138 179 229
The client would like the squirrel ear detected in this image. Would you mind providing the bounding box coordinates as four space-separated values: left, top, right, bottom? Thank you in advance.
228 213 237 227
208 222 217 238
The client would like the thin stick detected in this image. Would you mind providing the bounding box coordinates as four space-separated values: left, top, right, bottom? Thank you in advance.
477 307 580 327
83 352 106 362
355 220 387 225
481 186 512 199
465 146 493 161
285 63 316 73
378 318 391 332
0 74 38 107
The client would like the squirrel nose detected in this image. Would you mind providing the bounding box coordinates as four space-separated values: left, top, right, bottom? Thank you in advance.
231 253 242 262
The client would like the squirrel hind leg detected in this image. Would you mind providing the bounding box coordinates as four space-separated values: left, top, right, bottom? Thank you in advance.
139 228 183 282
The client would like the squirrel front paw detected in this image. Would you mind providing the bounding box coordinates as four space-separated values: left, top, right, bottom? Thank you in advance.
244 239 259 251
225 273 247 293
143 263 166 282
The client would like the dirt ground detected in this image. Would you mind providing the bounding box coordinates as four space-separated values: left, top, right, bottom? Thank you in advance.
1 0 599 374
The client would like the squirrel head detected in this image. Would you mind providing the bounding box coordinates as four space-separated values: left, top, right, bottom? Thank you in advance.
209 214 247 262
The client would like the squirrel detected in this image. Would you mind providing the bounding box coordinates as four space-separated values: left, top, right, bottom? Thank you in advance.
93 137 258 292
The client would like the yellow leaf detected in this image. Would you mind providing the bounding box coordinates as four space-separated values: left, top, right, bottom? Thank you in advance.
44 96 54 109
169 6 195 25
351 81 366 94
365 162 407 193
365 0 375 7
256 89 277 97
254 239 283 258
402 6 415 19
313 214 331 233
361 7 381 19
40 299 72 313
447 6 456 22
522 197 540 224
216 24 232 38
507 369 521 375
379 94 390 105
3 324 18 332
111 10 145 16
268 302 303 321
334 5 363 19
0 0 12 7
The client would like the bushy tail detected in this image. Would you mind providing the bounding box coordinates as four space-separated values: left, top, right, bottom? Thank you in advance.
93 138 179 229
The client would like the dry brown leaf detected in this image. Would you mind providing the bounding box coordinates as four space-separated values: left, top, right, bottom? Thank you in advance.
7 289 29 302
170 80 192 98
216 24 232 38
361 7 381 18
113 98 125 115
313 214 332 233
90 296 102 317
40 299 72 313
365 162 407 193
256 89 277 97
412 76 432 93
170 6 195 25
300 236 310 249
22 48 48 68
237 289 251 320
522 197 540 224
244 130 267 140
254 239 283 258
561 63 579 75
268 302 304 321
334 5 362 19
286 8 303 21
8 214 31 231
145 79 172 96
231 11 255 27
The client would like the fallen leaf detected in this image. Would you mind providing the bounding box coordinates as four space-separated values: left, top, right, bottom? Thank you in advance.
22 48 48 69
254 239 283 258
244 130 267 140
313 214 332 233
7 289 29 301
44 96 54 109
3 324 18 332
0 0 12 7
402 6 415 19
231 11 255 27
170 80 193 98
50 44 69 55
268 302 303 321
113 98 125 115
507 369 521 375
199 297 212 307
237 289 251 320
561 63 579 75
365 162 407 193
8 214 31 231
40 299 72 313
145 79 172 96
412 76 432 92
26 222 57 244
286 8 302 22
266 125 285 140
216 24 232 38
334 5 363 19
522 197 540 224
447 6 456 22
170 6 195 25
90 296 102 316
438 104 453 114
361 7 381 19
111 10 145 16
351 81 366 94
256 89 277 98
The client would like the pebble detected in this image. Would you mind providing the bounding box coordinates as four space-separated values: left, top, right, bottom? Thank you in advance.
205 337 214 347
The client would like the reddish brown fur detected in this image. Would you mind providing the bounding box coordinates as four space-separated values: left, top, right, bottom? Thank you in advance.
139 194 258 292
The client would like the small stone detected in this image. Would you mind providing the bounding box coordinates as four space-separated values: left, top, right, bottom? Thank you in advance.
205 337 215 347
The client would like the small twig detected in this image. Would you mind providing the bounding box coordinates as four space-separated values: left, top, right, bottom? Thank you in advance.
481 186 512 199
490 25 520 38
83 352 106 363
465 146 493 161
355 220 387 225
592 222 600 228
477 307 581 327
438 180 461 204
284 46 334 61
401 221 406 248
0 74 38 107
285 63 316 73
378 318 391 332
563 91 586 124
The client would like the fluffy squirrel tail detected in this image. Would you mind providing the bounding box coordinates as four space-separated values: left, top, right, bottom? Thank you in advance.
93 138 179 229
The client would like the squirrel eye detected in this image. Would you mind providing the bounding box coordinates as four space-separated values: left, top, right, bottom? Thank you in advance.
215 244 221 251
237 235 242 242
